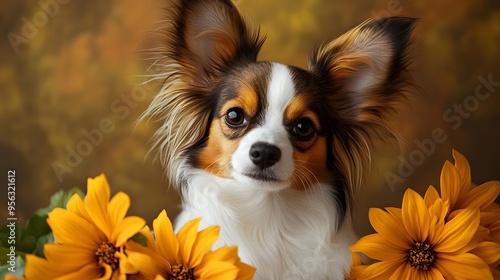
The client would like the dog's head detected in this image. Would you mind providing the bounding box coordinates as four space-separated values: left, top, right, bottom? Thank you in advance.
144 0 415 211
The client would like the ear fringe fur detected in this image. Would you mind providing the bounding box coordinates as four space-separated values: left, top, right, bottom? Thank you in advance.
138 0 263 188
310 17 417 201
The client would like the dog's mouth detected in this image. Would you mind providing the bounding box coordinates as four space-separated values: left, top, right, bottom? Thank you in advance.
243 171 280 182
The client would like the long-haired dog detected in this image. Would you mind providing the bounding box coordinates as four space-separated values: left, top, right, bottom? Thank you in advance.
143 0 415 278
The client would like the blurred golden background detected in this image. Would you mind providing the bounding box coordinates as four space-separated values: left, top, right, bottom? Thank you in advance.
1 0 499 236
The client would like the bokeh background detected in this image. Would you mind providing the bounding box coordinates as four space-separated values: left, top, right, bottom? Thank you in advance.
1 0 499 236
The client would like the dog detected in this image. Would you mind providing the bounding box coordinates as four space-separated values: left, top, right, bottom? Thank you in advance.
142 0 415 278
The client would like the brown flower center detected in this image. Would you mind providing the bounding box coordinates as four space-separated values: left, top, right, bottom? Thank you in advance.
168 264 195 280
95 241 119 270
408 241 435 270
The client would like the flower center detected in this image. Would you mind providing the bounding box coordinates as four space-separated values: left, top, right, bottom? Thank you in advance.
95 241 119 270
408 241 435 271
168 264 195 280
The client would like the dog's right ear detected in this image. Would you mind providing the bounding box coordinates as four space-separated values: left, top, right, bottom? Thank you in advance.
166 0 264 87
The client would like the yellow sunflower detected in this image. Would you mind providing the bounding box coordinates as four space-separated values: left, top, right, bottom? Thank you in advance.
441 150 500 216
350 188 493 279
7 174 146 280
122 210 255 280
437 150 500 271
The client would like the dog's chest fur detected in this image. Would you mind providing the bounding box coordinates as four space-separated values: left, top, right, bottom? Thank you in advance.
175 171 356 279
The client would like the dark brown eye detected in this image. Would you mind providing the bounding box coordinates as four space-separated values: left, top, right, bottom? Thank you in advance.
225 108 246 127
293 118 315 140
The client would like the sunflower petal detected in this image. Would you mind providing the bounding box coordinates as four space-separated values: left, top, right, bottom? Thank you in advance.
436 253 492 280
66 194 92 222
350 234 406 261
401 189 430 242
424 185 440 207
388 262 413 280
188 225 220 268
47 208 101 248
440 161 461 210
23 254 62 279
369 208 412 249
113 216 145 247
425 267 445 280
235 259 256 280
43 243 94 268
153 210 180 264
470 241 500 264
123 250 167 279
195 261 238 280
84 174 112 238
177 217 202 265
434 208 479 253
452 150 472 193
461 181 500 210
108 192 131 229
357 260 403 280
53 263 104 280
198 246 239 267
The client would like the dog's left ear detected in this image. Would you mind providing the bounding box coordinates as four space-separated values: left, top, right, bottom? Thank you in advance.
309 17 416 124
308 17 416 196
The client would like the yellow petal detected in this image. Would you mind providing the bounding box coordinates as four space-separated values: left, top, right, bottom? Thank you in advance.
423 185 440 207
43 243 94 268
369 208 412 249
461 181 500 210
388 261 413 280
153 210 180 264
434 208 479 253
195 247 241 279
350 234 406 261
401 189 430 242
425 267 445 280
198 246 238 267
195 261 238 280
24 254 62 279
53 263 104 280
123 250 167 279
350 264 368 280
126 226 158 255
470 241 500 264
85 174 112 238
47 208 102 249
188 225 220 268
440 161 461 210
177 217 202 265
357 260 403 280
235 258 256 280
66 194 92 222
435 253 493 280
452 149 472 193
427 198 448 243
113 216 145 247
108 192 131 228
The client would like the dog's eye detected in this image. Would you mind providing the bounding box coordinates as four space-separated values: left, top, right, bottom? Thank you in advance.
225 108 246 127
293 118 316 140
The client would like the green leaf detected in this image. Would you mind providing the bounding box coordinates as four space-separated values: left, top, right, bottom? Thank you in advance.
0 225 36 255
33 232 54 258
0 247 25 266
35 187 84 216
130 232 148 247
0 254 25 279
26 214 51 238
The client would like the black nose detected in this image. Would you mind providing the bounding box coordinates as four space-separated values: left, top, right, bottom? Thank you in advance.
249 142 281 170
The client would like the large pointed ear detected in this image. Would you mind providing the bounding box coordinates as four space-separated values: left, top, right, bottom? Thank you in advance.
309 17 416 125
166 0 264 87
308 17 416 195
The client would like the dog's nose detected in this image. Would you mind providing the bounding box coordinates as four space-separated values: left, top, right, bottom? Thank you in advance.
249 142 281 170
